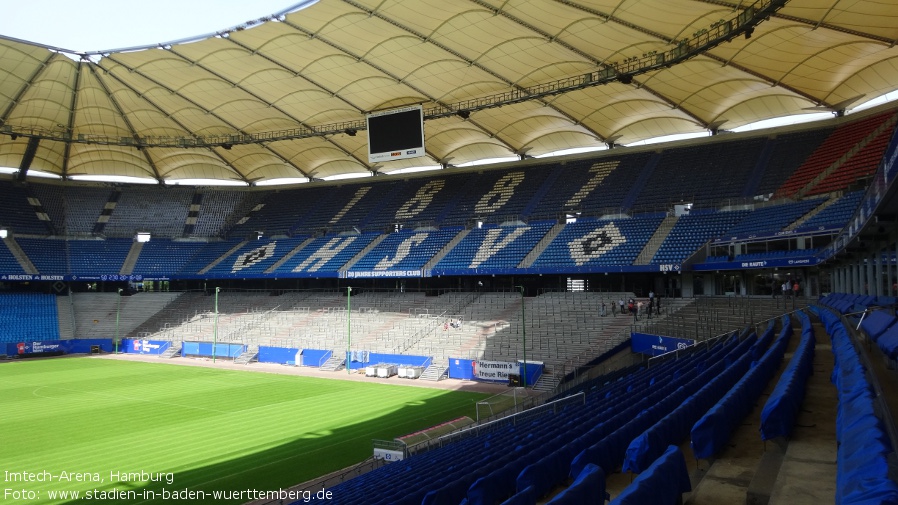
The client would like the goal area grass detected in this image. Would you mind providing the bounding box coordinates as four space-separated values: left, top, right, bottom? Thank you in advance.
0 357 488 504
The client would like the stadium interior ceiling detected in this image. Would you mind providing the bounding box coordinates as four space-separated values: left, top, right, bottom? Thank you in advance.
1 0 898 185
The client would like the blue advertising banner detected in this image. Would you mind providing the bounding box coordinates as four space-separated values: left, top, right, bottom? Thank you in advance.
5 339 113 356
121 339 170 355
7 340 65 355
259 346 302 365
693 255 821 271
631 332 695 356
519 360 543 386
448 358 475 380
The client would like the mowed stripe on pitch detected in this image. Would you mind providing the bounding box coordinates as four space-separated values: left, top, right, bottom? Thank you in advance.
0 358 486 502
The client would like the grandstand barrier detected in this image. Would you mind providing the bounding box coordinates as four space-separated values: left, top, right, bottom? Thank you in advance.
259 345 302 365
558 338 633 387
181 341 245 359
449 358 543 384
121 339 170 355
340 352 432 371
5 338 113 356
710 228 840 246
258 346 335 367
631 332 695 356
694 253 822 271
369 353 432 369
822 118 898 261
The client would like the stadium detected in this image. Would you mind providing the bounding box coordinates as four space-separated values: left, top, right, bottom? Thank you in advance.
2 0 898 503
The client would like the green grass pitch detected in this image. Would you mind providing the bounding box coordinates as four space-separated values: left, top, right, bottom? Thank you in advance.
0 358 488 504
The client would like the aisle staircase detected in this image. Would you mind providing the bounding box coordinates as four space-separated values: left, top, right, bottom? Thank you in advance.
518 223 565 268
783 194 837 231
634 214 678 265
3 237 38 274
234 345 259 365
419 361 448 381
532 371 561 392
160 343 181 359
319 353 346 371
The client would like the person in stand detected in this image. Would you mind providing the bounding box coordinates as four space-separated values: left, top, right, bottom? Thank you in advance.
611 299 617 316
646 299 653 319
655 294 661 314
600 301 607 317
793 279 800 298
619 298 625 316
648 290 655 306
782 280 790 299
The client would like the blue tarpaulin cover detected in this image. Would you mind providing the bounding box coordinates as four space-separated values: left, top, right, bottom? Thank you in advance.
760 313 815 441
544 464 607 505
610 445 691 505
860 310 896 341
813 303 898 504
692 319 787 459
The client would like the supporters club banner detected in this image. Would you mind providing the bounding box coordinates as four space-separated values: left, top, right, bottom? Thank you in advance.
474 360 518 381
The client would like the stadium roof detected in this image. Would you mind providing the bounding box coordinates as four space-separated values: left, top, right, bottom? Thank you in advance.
1 0 897 185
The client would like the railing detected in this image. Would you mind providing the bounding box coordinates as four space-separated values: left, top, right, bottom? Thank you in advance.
318 351 335 368
647 330 734 368
66 287 77 338
248 457 388 505
406 391 585 457
393 292 478 355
